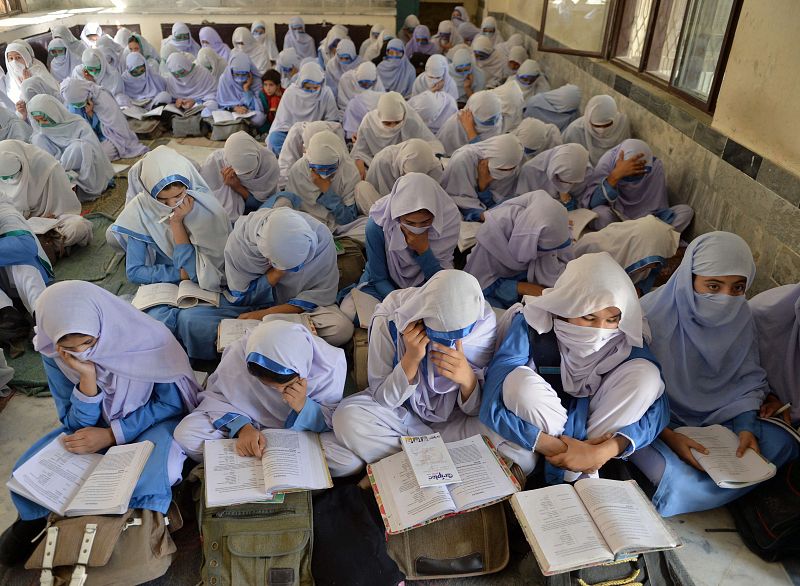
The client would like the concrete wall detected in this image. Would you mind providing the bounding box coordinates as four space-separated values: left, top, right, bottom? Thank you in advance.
713 0 800 176
482 0 799 293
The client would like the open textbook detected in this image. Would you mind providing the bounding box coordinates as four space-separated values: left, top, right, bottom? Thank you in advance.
122 103 204 120
674 424 776 488
216 318 262 352
203 431 332 507
458 221 481 253
368 435 520 534
132 281 220 311
7 435 153 517
212 110 256 125
511 479 681 576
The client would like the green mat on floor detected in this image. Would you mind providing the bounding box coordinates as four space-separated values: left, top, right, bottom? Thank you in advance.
9 213 135 393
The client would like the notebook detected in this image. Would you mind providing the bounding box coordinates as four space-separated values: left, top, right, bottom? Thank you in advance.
367 435 520 534
567 208 599 242
216 318 262 353
458 221 481 253
203 431 332 507
511 479 681 575
7 435 153 517
131 282 220 311
212 110 256 125
674 424 777 488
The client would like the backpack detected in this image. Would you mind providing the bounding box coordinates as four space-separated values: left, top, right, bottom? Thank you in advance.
385 502 510 580
729 457 800 561
542 551 684 586
335 237 366 292
197 479 313 586
24 509 176 586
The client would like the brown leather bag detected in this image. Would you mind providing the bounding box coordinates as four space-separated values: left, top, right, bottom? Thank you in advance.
25 509 176 586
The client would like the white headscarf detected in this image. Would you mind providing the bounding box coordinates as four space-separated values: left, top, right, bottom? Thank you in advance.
365 139 444 196
513 117 563 160
472 35 506 87
231 26 271 74
74 47 124 99
269 62 340 134
575 215 680 283
196 47 227 80
436 90 503 155
564 95 631 165
285 130 361 231
411 54 459 101
111 146 231 291
516 143 592 198
278 120 345 185
407 90 458 135
5 41 59 102
0 139 80 219
522 252 647 397
350 91 443 165
491 78 525 132
368 173 461 287
336 61 385 110
509 59 549 99
250 21 279 64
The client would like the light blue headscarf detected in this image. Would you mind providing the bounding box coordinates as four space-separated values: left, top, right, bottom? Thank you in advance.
640 231 767 427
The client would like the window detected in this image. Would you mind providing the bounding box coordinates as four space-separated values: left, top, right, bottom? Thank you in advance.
0 0 22 17
538 0 742 112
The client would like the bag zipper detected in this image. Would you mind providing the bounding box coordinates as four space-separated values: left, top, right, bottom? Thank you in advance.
211 509 296 519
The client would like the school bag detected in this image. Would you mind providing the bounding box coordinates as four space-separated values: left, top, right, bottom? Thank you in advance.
24 508 177 585
541 551 684 586
385 501 510 580
729 457 800 562
195 467 313 586
335 237 365 291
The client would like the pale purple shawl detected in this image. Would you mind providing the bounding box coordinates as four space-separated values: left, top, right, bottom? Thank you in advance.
369 172 460 287
750 284 800 423
199 27 231 61
198 320 346 429
34 280 201 419
580 139 668 218
217 51 263 108
324 39 362 99
405 25 440 56
516 143 592 198
377 39 416 98
165 52 218 102
465 190 573 288
61 77 148 158
121 52 166 101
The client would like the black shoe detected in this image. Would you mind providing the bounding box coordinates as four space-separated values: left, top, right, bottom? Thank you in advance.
0 517 47 567
0 306 31 347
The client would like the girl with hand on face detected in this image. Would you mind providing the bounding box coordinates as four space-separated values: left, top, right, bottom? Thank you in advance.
441 132 524 221
215 52 266 130
5 41 59 105
173 320 361 475
267 62 340 157
630 232 800 516
436 90 503 156
481 252 669 478
73 48 127 105
562 94 631 165
0 281 201 567
411 54 459 101
340 172 460 323
334 270 531 473
449 48 485 106
164 52 219 116
109 146 248 362
516 143 592 210
465 190 574 308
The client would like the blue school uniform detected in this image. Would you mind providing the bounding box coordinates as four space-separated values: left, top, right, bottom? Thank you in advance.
11 356 186 519
0 230 53 283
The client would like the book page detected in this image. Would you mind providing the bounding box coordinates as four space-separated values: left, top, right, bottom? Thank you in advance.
447 435 516 511
131 283 179 310
511 486 611 575
66 441 153 516
261 430 331 492
8 434 101 516
176 280 220 308
568 209 599 242
458 221 481 253
351 288 380 330
575 479 678 556
371 451 455 533
217 318 262 352
203 439 273 507
122 105 147 120
25 216 61 235
675 425 776 487
401 433 461 487
162 104 184 116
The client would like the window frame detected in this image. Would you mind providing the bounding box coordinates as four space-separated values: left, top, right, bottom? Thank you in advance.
607 0 743 112
537 0 618 57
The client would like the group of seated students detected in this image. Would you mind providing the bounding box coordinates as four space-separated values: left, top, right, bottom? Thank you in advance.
0 6 798 577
